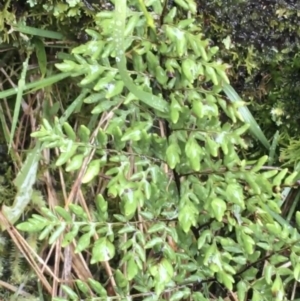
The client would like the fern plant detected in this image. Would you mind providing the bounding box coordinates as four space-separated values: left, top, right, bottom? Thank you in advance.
4 0 300 300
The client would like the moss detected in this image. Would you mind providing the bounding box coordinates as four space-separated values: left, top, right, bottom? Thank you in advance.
197 0 300 142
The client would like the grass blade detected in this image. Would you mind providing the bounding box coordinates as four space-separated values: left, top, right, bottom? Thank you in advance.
9 54 30 149
268 130 279 165
1 143 41 229
0 72 72 99
13 24 65 40
59 89 89 124
222 83 270 149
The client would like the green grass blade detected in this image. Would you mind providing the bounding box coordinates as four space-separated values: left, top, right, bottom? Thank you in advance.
262 202 300 238
268 130 279 165
286 189 300 222
0 104 10 145
114 0 169 112
33 37 47 78
0 72 72 99
59 89 89 124
13 23 65 39
9 54 30 149
1 143 41 229
222 83 270 149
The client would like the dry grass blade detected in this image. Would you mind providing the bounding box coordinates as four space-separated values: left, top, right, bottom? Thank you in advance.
0 212 54 294
59 107 123 295
0 280 34 298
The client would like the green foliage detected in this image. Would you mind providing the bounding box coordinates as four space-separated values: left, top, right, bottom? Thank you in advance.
7 0 300 300
1 0 300 300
